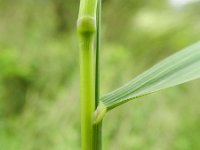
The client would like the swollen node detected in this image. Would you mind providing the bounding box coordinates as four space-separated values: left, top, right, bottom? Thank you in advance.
77 16 96 35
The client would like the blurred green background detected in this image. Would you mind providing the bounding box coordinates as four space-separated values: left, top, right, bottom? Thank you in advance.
0 0 200 149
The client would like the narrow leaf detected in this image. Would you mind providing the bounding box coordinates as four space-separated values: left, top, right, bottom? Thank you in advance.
100 42 200 111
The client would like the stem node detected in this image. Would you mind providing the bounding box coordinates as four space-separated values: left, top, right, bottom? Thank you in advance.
77 16 96 35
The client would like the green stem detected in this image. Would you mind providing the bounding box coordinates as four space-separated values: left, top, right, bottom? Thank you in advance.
79 35 95 150
77 0 98 150
94 0 102 150
79 0 98 18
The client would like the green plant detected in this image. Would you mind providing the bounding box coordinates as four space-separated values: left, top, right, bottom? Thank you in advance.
77 0 200 150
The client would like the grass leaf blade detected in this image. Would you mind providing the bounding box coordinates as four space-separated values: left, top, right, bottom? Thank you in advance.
100 42 200 110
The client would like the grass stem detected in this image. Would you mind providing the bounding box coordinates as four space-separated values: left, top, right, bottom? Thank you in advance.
94 0 102 149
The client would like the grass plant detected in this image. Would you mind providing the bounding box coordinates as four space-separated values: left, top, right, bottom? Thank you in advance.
77 0 200 149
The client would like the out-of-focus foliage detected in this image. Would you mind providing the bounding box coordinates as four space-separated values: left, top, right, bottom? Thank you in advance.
0 0 199 150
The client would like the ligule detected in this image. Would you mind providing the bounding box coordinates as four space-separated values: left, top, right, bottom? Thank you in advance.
93 101 107 124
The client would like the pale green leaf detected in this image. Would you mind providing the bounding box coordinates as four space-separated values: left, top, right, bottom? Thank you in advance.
100 42 200 111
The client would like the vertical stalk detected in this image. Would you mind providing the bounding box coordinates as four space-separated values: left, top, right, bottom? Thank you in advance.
79 35 95 150
77 0 98 150
94 0 102 150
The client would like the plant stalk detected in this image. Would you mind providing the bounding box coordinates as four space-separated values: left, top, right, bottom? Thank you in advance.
79 35 95 150
77 0 98 150
94 0 102 150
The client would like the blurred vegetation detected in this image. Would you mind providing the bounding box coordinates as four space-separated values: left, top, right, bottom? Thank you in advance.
0 0 200 149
